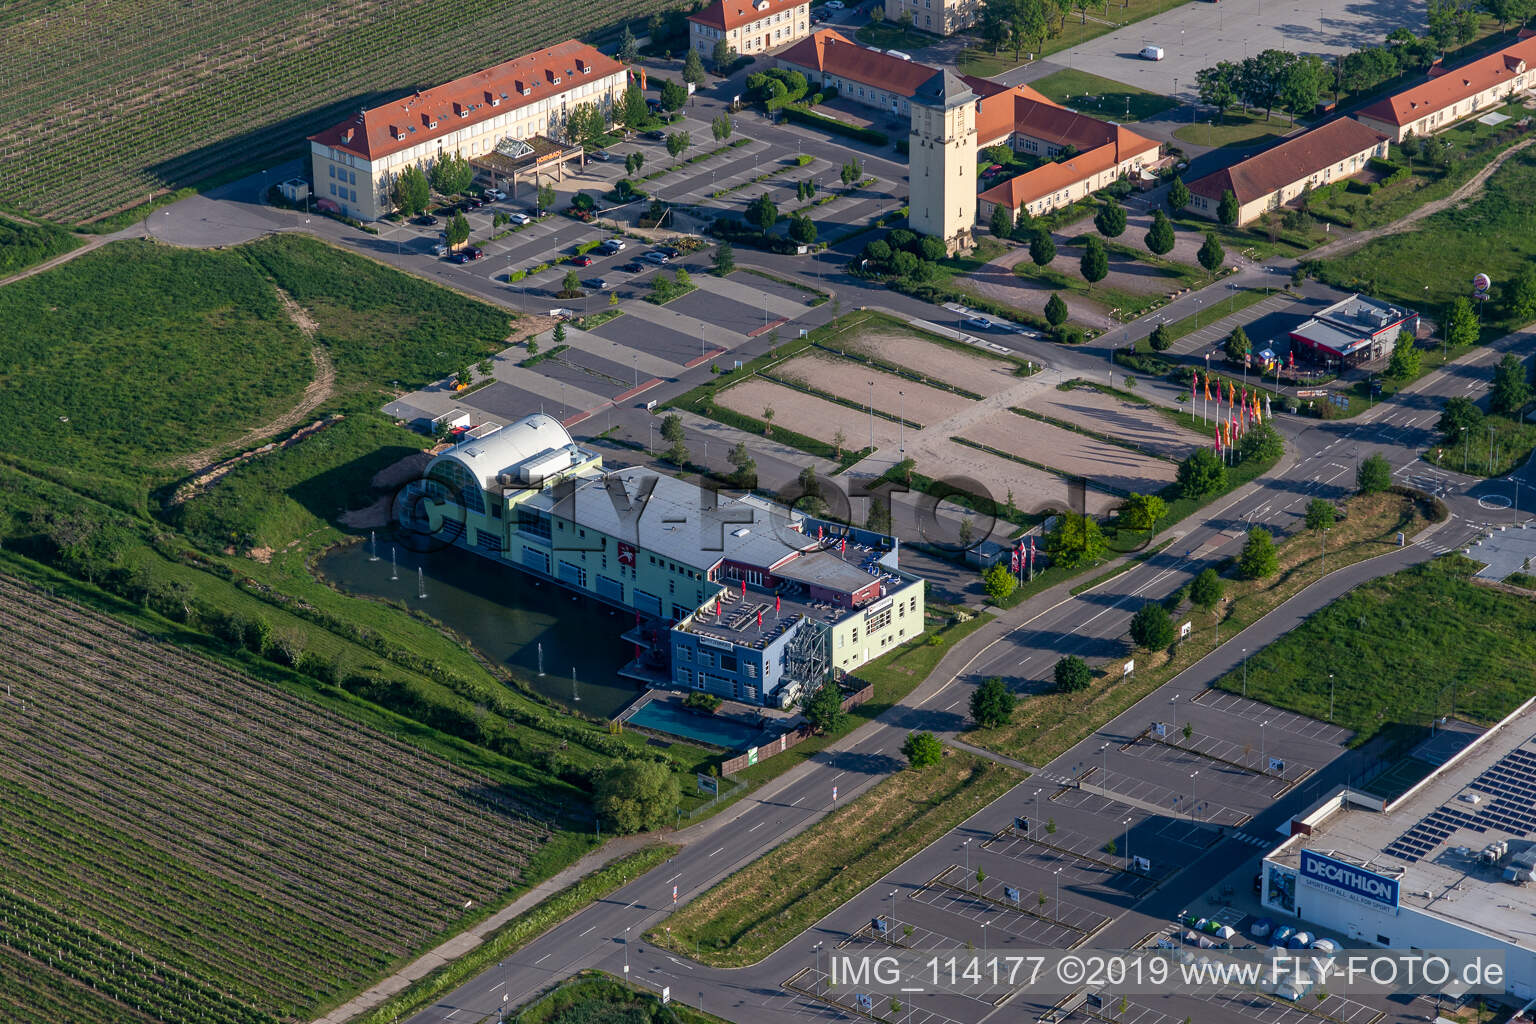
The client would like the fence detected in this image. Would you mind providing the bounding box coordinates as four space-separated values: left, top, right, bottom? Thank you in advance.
719 682 873 776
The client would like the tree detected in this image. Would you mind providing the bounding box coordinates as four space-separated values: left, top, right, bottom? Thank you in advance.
1508 265 1536 322
1357 453 1392 494
1237 49 1294 121
805 681 845 733
971 676 1016 727
1386 331 1422 381
665 439 689 466
1080 236 1108 286
1094 197 1127 238
1240 422 1283 463
1054 654 1092 693
665 130 692 159
446 210 470 247
726 440 756 489
430 151 473 196
1305 498 1336 531
1197 61 1240 121
660 413 686 446
990 203 1014 239
1217 189 1240 226
1479 0 1536 31
1491 352 1533 414
1044 292 1069 326
1225 324 1251 362
1121 492 1167 533
1149 323 1173 351
626 150 646 177
617 85 648 129
1129 600 1175 650
1198 232 1226 277
595 760 680 834
1445 295 1480 350
567 102 606 145
1167 176 1191 213
559 269 583 298
1438 395 1484 443
711 37 736 71
866 496 892 534
1238 527 1279 579
789 213 817 244
660 78 689 111
1144 210 1176 255
552 321 566 346
982 562 1017 604
919 235 946 263
902 731 943 768
713 241 735 276
619 25 639 63
710 112 734 142
1279 53 1326 124
536 182 556 214
1030 229 1056 266
526 336 539 357
840 158 864 189
393 164 430 215
747 194 778 233
1177 448 1227 498
683 48 706 85
1044 512 1108 569
1190 567 1224 611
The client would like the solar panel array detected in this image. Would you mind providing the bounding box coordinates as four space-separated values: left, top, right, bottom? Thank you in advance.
1383 738 1536 864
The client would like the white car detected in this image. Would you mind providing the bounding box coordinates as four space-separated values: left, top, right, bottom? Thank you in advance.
485 188 507 201
826 1 844 8
508 212 531 225
963 316 994 330
601 238 627 252
1139 45 1165 60
642 250 671 264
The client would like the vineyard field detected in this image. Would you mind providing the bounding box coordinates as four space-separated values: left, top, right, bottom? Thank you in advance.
0 0 683 224
0 573 559 1022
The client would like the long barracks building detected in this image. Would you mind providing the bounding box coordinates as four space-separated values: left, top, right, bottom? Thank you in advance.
404 414 925 708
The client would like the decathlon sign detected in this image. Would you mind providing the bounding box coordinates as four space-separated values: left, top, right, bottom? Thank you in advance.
1299 850 1399 911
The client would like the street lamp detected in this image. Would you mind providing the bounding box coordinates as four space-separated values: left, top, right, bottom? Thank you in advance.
1509 475 1523 526
1034 788 1042 833
898 390 905 455
1189 771 1200 821
814 941 823 990
889 888 899 933
962 837 972 881
624 925 631 979
1053 867 1063 923
1260 720 1269 772
1099 742 1109 778
1242 648 1248 698
982 920 990 952
1329 672 1335 722
868 380 875 453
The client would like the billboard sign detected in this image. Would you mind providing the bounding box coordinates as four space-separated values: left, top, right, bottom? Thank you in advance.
1299 849 1399 911
697 773 718 795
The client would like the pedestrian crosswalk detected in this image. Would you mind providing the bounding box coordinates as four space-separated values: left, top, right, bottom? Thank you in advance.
1229 831 1276 849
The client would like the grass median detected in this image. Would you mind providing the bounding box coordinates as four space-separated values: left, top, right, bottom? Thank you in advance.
648 750 1021 966
969 489 1441 764
515 971 730 1024
1213 555 1536 741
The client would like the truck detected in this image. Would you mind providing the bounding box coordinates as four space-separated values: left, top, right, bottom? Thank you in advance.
1139 45 1165 60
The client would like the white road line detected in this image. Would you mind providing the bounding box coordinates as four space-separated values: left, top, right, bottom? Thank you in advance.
944 700 960 710
666 873 681 884
791 796 804 806
534 952 551 964
833 771 845 780
709 846 725 857
748 821 764 832
579 926 595 936
1017 654 1032 666
491 981 505 992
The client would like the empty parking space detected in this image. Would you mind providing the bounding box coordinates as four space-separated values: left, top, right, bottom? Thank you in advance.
462 381 564 422
589 317 701 369
1122 738 1297 801
1196 691 1355 746
1079 762 1250 828
667 288 784 337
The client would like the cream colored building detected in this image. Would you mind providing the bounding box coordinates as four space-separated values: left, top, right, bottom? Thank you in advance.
909 69 977 255
1186 117 1388 228
308 39 625 221
1356 32 1536 142
775 29 937 120
689 0 811 60
883 0 977 35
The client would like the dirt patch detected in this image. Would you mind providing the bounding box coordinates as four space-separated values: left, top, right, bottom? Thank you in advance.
370 451 431 490
965 246 1112 329
961 409 1176 496
1029 387 1203 461
506 315 559 347
902 431 1118 517
774 353 971 427
831 330 1021 396
169 286 337 475
716 377 904 448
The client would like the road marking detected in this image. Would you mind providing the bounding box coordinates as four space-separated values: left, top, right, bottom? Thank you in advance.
944 700 960 710
1017 655 1032 666
491 981 505 992
666 873 681 884
534 953 551 964
709 846 725 857
579 926 595 936
791 796 804 806
833 771 845 781
446 1011 460 1020
748 821 764 832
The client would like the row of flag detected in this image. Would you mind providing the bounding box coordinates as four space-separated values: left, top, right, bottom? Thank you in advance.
1010 536 1036 576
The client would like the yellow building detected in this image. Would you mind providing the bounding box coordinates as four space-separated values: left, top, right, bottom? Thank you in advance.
688 0 812 60
909 69 978 255
883 0 978 35
1356 32 1536 142
1186 117 1388 227
308 39 626 221
775 29 938 120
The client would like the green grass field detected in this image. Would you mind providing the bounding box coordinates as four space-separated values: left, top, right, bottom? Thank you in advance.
1215 557 1536 742
512 971 729 1024
854 21 940 52
0 215 82 275
1173 109 1296 149
1312 144 1536 339
958 0 1197 75
0 1 683 224
1029 69 1178 123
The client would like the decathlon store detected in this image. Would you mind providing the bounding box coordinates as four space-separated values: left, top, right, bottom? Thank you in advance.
1258 699 1536 1002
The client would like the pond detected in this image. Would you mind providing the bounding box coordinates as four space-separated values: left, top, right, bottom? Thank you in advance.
317 536 640 718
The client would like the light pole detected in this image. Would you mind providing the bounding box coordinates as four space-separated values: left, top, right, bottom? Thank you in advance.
1123 816 1132 867
868 379 875 453
889 888 899 933
1321 526 1328 574
1329 672 1335 722
624 925 631 980
1242 648 1248 698
1034 788 1042 833
962 837 972 882
898 390 905 456
814 941 823 990
1099 742 1109 778
1489 424 1496 475
982 920 990 952
1189 771 1199 821
1054 867 1062 923
1194 298 1203 328
1260 720 1268 773
1168 695 1177 743
1510 475 1522 525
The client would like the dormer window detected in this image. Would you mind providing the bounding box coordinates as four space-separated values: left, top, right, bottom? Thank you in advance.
516 79 531 95
486 90 500 106
423 113 438 129
392 125 407 140
576 57 589 73
546 69 561 85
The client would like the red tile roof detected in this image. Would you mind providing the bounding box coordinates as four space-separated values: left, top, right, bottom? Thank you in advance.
777 29 939 97
1358 32 1536 128
1188 117 1388 205
690 0 807 31
979 128 1160 210
309 40 623 163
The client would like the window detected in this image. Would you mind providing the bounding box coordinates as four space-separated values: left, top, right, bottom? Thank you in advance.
330 183 337 196
867 604 892 634
720 654 737 671
1376 934 1390 946
678 668 692 685
745 662 757 678
350 189 357 202
679 647 692 661
699 651 714 668
329 165 336 178
348 170 356 185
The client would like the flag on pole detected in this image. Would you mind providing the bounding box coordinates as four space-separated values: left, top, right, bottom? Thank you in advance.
840 537 846 555
1214 426 1222 451
1288 350 1295 370
1028 537 1035 571
817 525 823 541
1203 374 1211 402
757 609 763 628
741 577 746 596
775 594 781 613
1191 374 1197 401
1011 549 1020 573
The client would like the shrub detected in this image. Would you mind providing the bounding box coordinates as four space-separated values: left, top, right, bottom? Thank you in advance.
1054 655 1091 693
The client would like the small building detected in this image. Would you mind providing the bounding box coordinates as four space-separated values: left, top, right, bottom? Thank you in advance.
1357 31 1536 142
1289 293 1419 369
882 0 978 35
966 76 1161 221
1186 117 1389 227
277 177 309 204
689 0 811 61
408 413 926 708
775 30 937 120
308 39 625 221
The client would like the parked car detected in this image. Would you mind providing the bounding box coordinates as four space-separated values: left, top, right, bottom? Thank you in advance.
1139 45 1165 60
414 214 439 226
642 250 671 264
643 128 666 140
448 251 472 264
657 245 682 258
618 261 644 273
589 149 611 162
464 196 484 210
584 278 609 290
463 246 484 260
431 241 449 256
826 1 844 9
508 212 531 225
571 254 595 267
963 316 994 330
485 187 507 201
601 238 627 252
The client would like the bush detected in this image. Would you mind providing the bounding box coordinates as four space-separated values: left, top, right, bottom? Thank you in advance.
1129 600 1175 650
1176 448 1227 499
1054 655 1091 693
1190 568 1224 610
780 105 889 145
1238 527 1278 580
1357 453 1392 494
982 562 1017 604
902 731 943 768
683 691 723 713
970 677 1016 727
